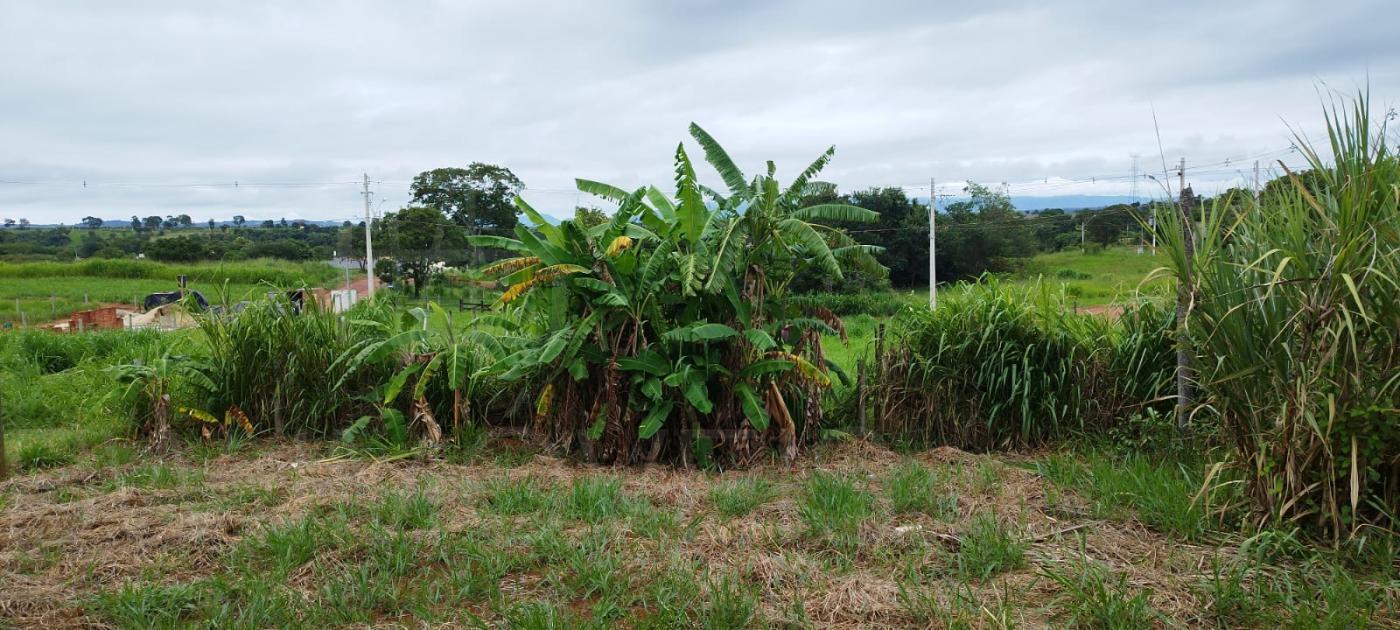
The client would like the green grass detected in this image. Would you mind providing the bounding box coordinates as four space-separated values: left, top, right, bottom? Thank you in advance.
89 581 206 629
236 514 346 575
547 527 633 619
886 460 958 520
369 487 439 530
106 463 205 490
1200 555 1387 628
701 574 761 628
17 442 74 471
566 476 630 523
479 475 557 515
709 477 778 518
1035 449 1221 541
1016 247 1169 306
13 450 1393 628
1 328 176 472
1043 558 1158 628
955 513 1028 580
799 471 874 547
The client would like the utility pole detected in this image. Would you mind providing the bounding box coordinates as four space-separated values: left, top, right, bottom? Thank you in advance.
928 177 937 309
362 173 376 298
1132 154 1143 254
1175 157 1194 431
1253 160 1261 201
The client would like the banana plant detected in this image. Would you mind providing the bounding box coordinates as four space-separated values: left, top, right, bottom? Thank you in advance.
472 125 878 465
110 354 214 453
332 305 505 447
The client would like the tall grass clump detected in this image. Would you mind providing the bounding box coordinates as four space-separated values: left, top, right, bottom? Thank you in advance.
1158 93 1399 540
187 296 394 437
784 291 911 317
134 297 521 445
873 279 1174 450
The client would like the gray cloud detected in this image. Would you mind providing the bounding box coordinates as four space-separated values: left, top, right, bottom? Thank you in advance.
2 0 1395 223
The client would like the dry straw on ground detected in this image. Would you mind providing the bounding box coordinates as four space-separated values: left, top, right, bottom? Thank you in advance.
0 439 1350 628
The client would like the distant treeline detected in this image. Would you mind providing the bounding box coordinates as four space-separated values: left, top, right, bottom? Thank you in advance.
792 173 1310 292
0 220 357 264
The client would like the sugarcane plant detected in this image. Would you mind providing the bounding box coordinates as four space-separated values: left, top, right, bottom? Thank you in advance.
1155 92 1399 542
471 124 882 465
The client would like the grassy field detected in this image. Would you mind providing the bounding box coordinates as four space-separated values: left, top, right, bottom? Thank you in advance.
0 259 342 325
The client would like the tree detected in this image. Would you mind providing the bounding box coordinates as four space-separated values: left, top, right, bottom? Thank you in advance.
1081 205 1137 247
81 216 103 229
232 215 246 228
935 183 1036 281
410 163 524 236
1030 208 1076 252
246 239 311 261
144 235 207 262
573 206 608 228
3 219 14 228
78 230 105 257
130 216 142 232
261 219 275 229
144 215 163 231
848 187 920 288
17 218 29 229
207 218 216 231
381 206 466 298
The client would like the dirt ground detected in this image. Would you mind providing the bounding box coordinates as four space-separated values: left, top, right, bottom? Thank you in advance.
0 439 1257 627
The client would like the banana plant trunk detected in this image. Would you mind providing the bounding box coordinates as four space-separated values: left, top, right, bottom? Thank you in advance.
766 381 798 464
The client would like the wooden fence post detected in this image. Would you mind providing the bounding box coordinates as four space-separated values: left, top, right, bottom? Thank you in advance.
856 359 867 437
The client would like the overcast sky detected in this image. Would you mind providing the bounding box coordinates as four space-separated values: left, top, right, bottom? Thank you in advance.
2 0 1395 224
